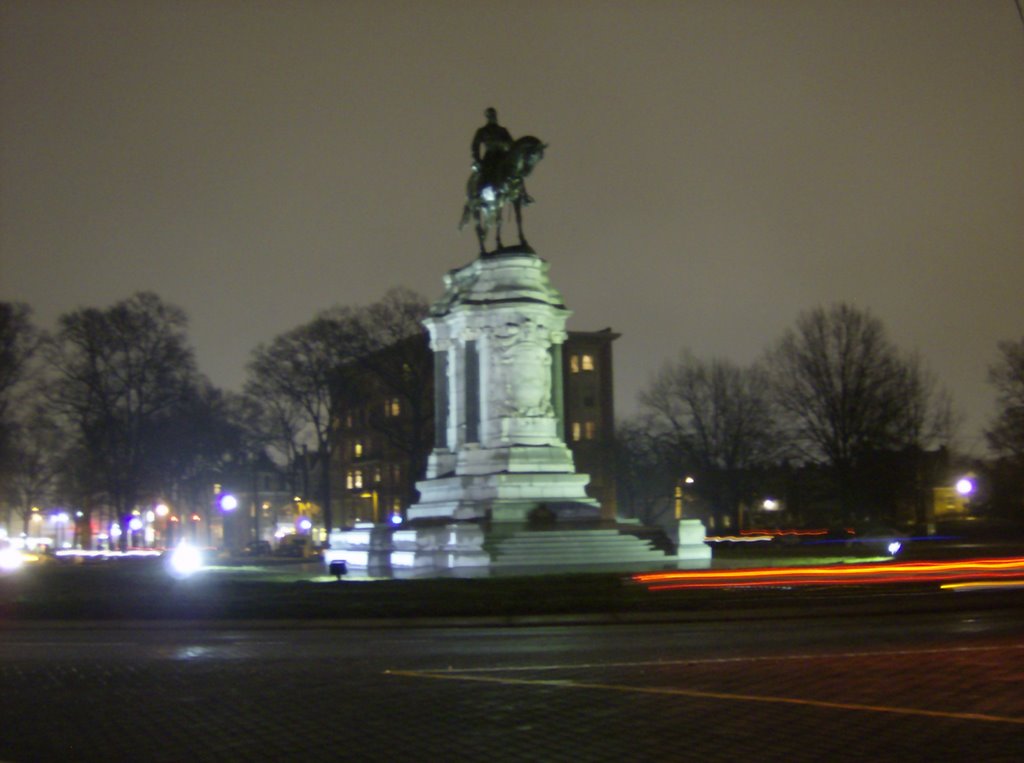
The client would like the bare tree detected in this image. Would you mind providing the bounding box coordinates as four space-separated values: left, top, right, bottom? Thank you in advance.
246 289 434 533
768 303 951 522
246 308 360 535
986 337 1024 459
639 351 780 530
349 288 432 505
43 292 201 548
150 383 250 539
2 408 61 535
613 417 679 528
0 302 39 461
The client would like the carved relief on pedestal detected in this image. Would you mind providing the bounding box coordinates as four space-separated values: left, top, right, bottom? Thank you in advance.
490 316 554 418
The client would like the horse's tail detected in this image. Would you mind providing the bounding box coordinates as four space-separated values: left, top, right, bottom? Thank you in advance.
459 203 471 230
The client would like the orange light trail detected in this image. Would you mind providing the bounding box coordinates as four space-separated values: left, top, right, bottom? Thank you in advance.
633 557 1024 591
739 528 853 538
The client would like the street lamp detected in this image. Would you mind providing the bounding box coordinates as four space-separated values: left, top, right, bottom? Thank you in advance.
219 494 238 553
955 476 976 521
29 510 42 548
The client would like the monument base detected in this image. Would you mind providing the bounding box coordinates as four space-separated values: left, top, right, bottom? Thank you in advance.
324 517 707 577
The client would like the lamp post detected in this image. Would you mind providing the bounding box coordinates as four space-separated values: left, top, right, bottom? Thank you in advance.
956 476 975 519
128 516 143 548
220 493 238 553
155 503 169 547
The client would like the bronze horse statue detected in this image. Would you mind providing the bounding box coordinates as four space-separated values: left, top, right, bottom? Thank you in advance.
460 135 546 255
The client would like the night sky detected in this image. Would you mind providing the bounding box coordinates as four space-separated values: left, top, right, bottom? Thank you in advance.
2 1 1022 450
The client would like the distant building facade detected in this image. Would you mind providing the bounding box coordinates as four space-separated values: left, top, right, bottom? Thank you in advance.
330 329 619 527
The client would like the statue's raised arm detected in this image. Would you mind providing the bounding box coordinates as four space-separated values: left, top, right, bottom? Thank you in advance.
460 108 546 256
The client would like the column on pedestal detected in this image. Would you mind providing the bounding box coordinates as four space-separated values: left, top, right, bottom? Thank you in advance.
549 330 567 442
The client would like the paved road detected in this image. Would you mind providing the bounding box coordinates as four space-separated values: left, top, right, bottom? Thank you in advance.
1 593 1022 762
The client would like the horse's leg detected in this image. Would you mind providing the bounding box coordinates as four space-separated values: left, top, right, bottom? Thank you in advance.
474 212 487 255
495 207 504 251
514 197 527 248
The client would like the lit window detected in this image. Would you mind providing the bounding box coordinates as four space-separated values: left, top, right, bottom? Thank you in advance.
385 398 401 417
570 355 580 374
345 414 353 428
581 354 595 371
353 470 363 489
585 421 596 440
571 422 582 442
373 468 382 483
354 441 363 458
346 472 354 490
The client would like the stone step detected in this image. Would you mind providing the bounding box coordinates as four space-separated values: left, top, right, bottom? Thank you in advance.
494 546 668 559
490 530 670 567
493 553 668 566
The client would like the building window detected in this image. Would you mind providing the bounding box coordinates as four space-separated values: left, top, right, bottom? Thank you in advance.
353 470 363 490
571 422 582 442
346 472 354 490
373 467 382 484
385 398 401 417
585 421 597 440
570 355 580 374
345 413 353 428
353 441 363 458
581 354 595 371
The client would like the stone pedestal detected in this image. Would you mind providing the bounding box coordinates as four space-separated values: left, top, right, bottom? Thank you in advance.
338 248 711 575
676 519 712 563
408 251 600 527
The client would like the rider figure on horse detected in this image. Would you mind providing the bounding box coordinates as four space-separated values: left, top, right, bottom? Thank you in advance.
462 108 544 254
471 107 512 189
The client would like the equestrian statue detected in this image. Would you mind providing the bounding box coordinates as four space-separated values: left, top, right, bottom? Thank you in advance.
460 108 546 255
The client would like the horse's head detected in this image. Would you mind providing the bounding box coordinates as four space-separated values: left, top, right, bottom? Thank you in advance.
509 136 546 177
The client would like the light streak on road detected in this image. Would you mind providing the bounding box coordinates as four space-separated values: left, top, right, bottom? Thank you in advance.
633 557 1024 591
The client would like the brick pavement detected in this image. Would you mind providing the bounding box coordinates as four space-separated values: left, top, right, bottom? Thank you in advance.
0 635 1021 762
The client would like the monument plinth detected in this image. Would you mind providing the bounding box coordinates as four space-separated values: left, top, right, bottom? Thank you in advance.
408 251 600 524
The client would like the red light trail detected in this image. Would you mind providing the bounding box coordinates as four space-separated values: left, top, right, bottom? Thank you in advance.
632 557 1024 591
